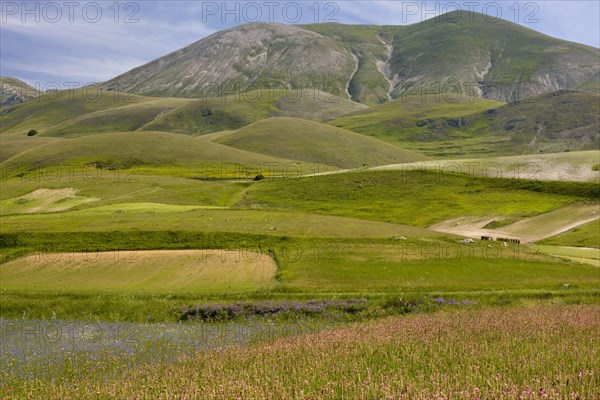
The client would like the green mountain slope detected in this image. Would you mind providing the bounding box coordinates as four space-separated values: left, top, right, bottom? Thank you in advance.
331 90 599 157
476 90 600 153
0 88 152 135
367 11 599 102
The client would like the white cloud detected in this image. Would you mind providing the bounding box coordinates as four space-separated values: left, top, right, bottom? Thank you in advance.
1 1 215 85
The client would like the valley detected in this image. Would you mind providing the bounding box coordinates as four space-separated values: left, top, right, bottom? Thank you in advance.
1 9 599 399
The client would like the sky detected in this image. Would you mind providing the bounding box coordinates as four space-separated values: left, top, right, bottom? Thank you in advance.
1 1 599 87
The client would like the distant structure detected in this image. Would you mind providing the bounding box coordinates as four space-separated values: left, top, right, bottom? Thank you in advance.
480 235 520 244
497 237 521 244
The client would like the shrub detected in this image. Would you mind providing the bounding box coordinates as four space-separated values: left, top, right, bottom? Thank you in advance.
27 129 38 136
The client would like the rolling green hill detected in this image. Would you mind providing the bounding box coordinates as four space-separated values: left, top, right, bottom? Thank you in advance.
2 131 304 172
329 95 504 157
212 117 427 168
0 88 365 138
0 88 153 135
138 89 366 135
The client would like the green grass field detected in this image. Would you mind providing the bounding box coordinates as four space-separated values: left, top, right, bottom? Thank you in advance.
540 219 600 248
536 245 600 266
240 169 597 226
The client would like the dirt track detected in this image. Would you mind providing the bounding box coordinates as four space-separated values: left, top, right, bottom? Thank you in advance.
429 204 599 243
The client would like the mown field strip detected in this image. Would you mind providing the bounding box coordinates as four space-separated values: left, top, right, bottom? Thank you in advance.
0 250 277 293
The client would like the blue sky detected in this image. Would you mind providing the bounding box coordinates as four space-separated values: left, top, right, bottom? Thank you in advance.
1 1 599 87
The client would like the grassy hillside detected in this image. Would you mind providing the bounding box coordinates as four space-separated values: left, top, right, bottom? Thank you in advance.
2 87 596 162
1 88 365 138
539 219 600 248
239 169 597 226
576 71 600 93
331 91 599 157
330 95 505 156
477 90 600 153
0 88 152 135
41 99 189 137
213 117 427 168
0 135 62 163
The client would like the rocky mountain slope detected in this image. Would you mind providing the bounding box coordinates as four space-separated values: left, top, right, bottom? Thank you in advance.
0 77 40 106
102 11 599 104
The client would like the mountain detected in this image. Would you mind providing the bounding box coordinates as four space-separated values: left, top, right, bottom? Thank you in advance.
478 90 600 153
0 77 40 106
102 12 599 104
103 23 357 100
350 11 598 103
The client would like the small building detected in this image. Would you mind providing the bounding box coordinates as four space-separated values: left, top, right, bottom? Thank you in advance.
497 237 521 244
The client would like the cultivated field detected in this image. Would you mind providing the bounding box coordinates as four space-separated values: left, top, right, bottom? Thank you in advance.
1 250 277 293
